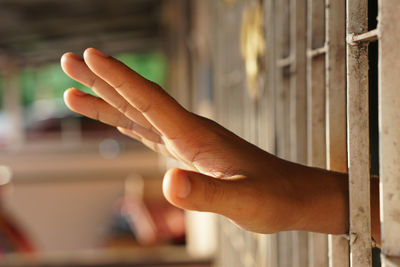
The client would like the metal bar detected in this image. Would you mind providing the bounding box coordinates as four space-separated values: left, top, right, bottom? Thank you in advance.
307 0 329 266
259 0 277 154
275 0 291 161
378 0 400 265
277 56 293 68
346 0 372 266
289 0 308 265
239 2 259 264
275 0 293 264
292 232 309 267
350 29 378 44
257 1 279 266
325 0 350 266
278 232 292 267
307 46 327 58
290 0 307 166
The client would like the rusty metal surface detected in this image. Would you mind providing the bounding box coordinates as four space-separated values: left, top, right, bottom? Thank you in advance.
346 0 372 266
378 0 400 264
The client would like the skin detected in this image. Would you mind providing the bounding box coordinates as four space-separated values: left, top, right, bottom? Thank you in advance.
61 48 380 244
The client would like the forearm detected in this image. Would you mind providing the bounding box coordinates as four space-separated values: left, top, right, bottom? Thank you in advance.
275 157 380 244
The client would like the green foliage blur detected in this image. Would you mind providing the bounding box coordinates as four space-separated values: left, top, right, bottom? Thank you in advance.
0 51 167 111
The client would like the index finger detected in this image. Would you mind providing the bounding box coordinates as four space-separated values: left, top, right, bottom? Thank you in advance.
83 48 196 139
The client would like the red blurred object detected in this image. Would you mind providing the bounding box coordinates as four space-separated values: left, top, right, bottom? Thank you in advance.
0 186 35 255
120 196 186 246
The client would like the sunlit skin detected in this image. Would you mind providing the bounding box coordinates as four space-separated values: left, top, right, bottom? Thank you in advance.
61 48 380 244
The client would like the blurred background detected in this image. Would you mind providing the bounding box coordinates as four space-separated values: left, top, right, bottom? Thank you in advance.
0 0 369 266
0 0 215 266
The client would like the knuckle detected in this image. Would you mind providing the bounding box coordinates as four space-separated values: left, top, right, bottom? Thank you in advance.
135 100 152 114
114 80 127 91
94 109 101 122
116 101 130 115
88 76 97 89
92 98 103 122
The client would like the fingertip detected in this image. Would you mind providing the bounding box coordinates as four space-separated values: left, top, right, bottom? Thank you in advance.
64 88 86 108
163 169 176 202
83 47 93 59
61 52 84 76
84 47 108 60
63 88 74 100
61 52 82 65
163 169 192 204
63 88 74 110
64 89 91 117
65 88 86 98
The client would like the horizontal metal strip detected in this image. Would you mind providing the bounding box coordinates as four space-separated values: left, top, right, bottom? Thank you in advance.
307 45 327 58
276 56 293 68
348 29 379 44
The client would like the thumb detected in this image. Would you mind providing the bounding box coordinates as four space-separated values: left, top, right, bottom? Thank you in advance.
162 168 249 217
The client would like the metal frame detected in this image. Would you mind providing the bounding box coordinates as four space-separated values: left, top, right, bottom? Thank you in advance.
346 0 372 266
210 0 400 266
306 0 329 266
325 0 350 266
378 0 400 266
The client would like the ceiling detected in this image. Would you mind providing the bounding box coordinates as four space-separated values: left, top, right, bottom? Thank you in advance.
0 0 163 66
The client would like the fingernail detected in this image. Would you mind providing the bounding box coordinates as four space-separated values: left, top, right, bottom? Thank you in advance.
177 174 191 199
73 89 86 96
68 53 83 61
88 48 108 58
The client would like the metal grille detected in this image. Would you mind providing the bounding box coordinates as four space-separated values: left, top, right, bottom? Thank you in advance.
200 0 400 266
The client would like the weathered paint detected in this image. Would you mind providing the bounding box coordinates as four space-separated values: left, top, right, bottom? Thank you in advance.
378 0 400 265
346 0 372 266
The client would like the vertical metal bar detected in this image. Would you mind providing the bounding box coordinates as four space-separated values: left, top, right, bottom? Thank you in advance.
259 0 276 154
275 0 291 160
292 232 309 267
290 0 308 265
211 0 223 126
241 1 260 263
258 0 278 266
278 232 293 267
307 0 327 169
325 0 350 266
290 0 307 165
378 0 400 266
275 0 288 153
275 0 293 265
346 0 372 266
307 0 329 266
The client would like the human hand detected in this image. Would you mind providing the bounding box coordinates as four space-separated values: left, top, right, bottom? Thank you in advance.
61 48 302 234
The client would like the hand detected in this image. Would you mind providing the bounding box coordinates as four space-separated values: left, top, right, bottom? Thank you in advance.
61 48 299 234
